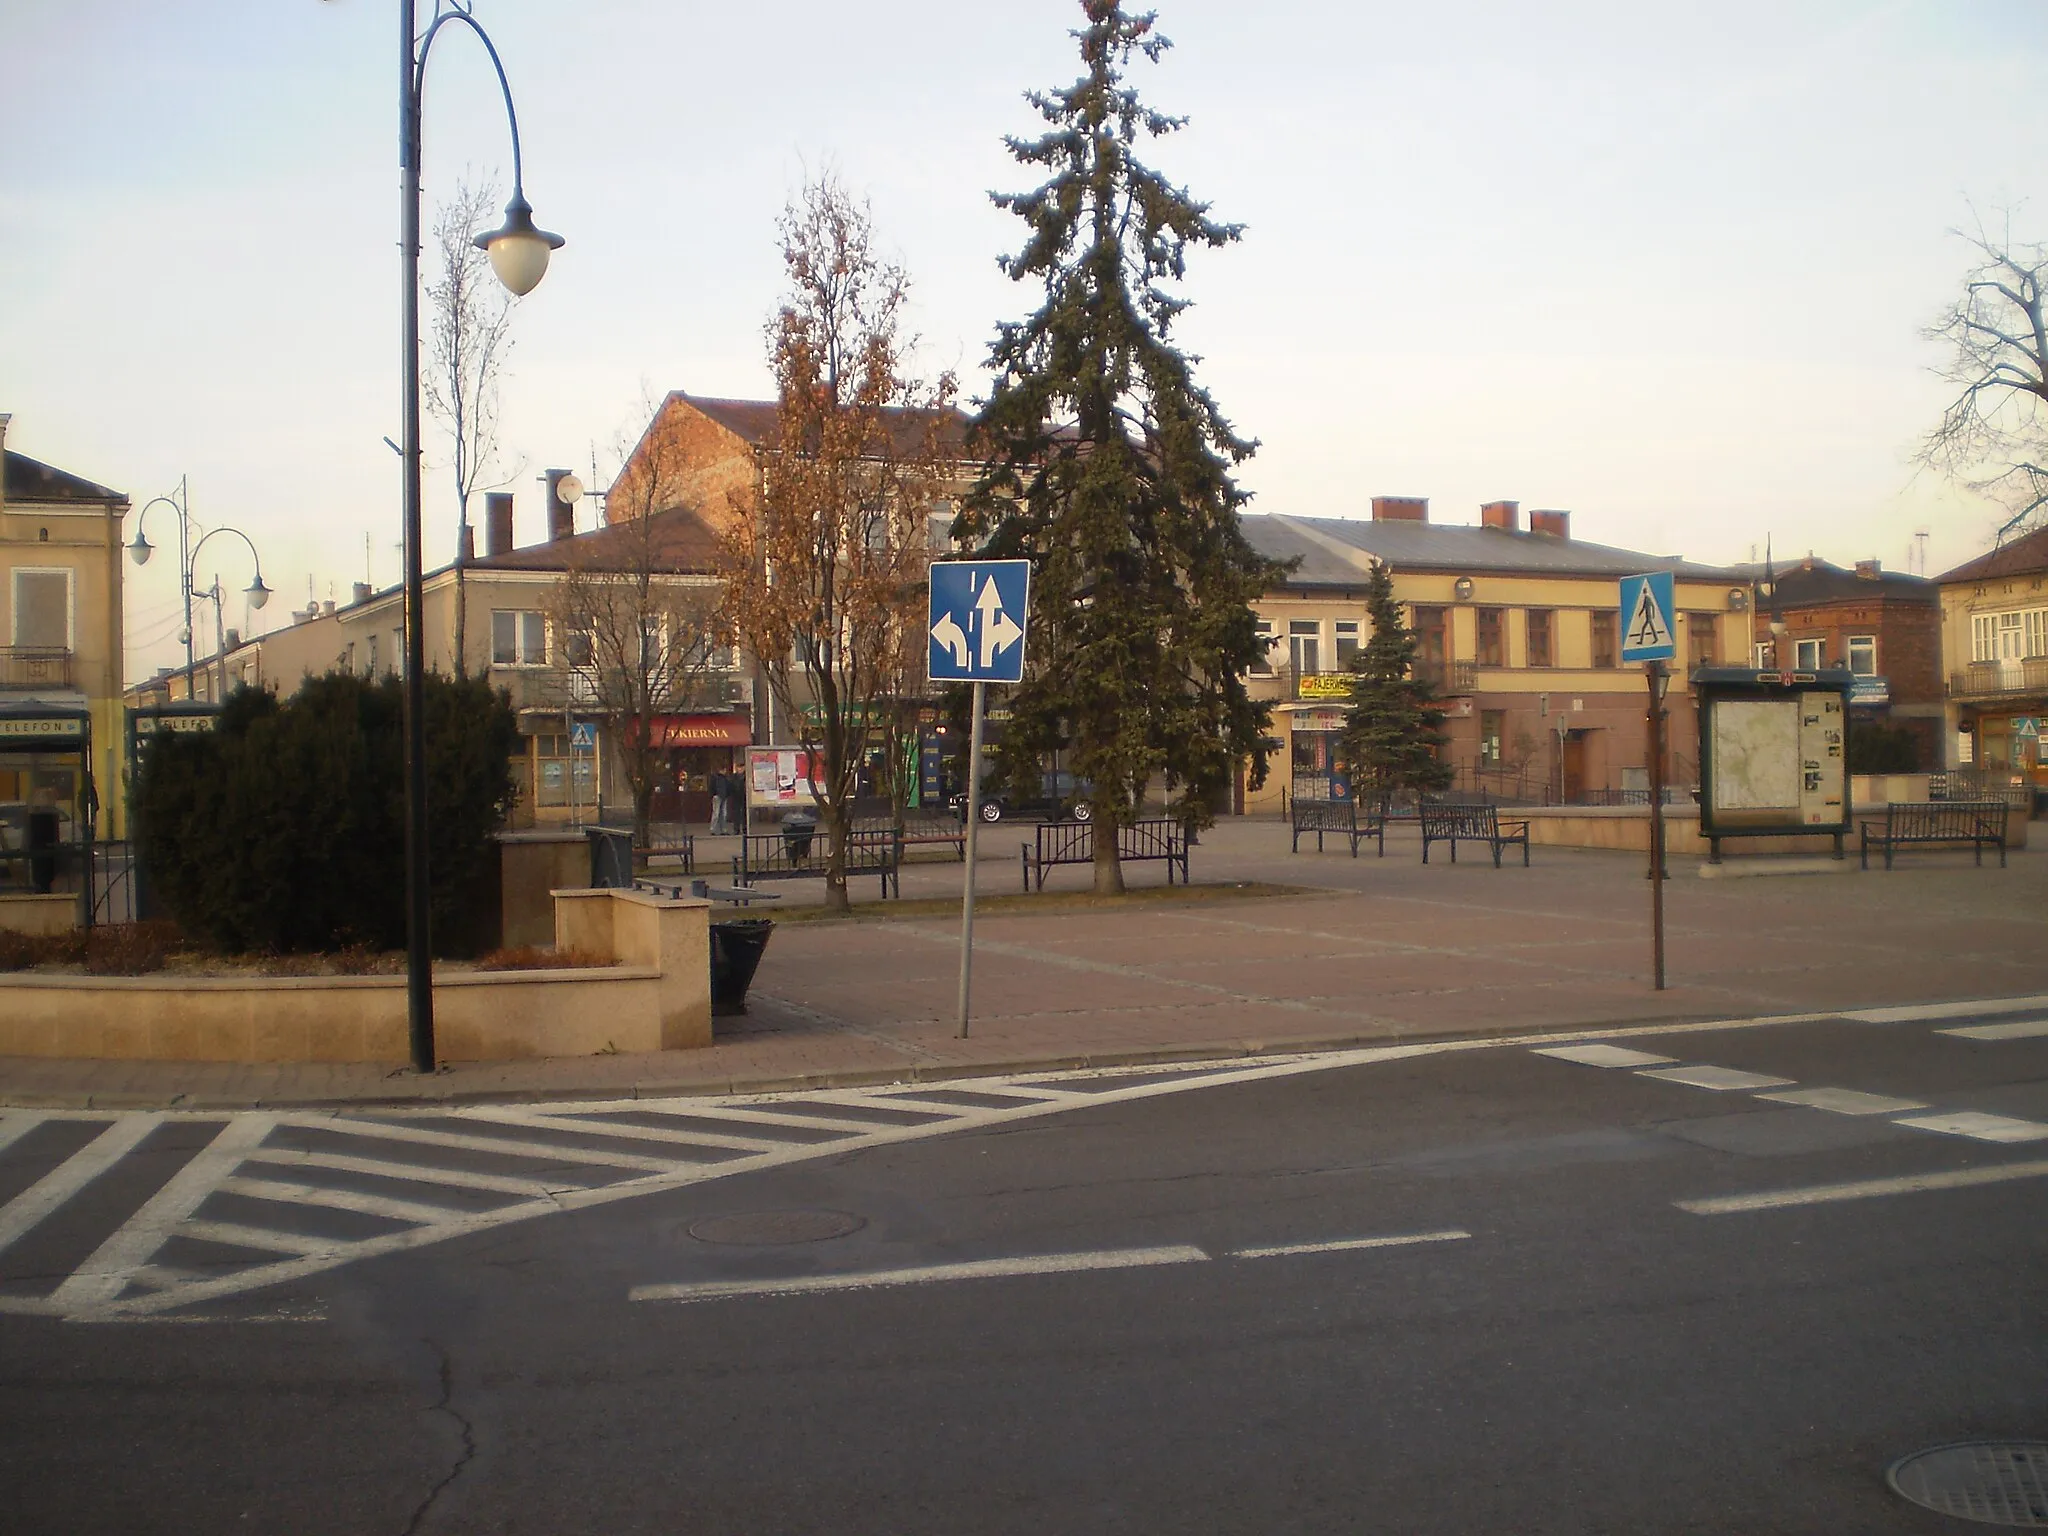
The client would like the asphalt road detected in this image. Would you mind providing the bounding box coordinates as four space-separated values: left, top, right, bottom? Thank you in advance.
3 1005 2045 1534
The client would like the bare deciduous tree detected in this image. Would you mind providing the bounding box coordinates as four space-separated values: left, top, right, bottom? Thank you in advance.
1924 221 2048 542
543 430 731 846
425 175 515 675
717 174 959 913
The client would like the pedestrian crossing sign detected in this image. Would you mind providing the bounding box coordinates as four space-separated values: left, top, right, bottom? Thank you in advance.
570 721 597 750
1619 571 1677 663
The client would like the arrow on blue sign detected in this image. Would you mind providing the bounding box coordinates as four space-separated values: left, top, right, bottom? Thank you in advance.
929 560 1031 684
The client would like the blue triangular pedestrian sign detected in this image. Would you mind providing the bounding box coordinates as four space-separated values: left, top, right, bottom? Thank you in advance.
1619 572 1677 663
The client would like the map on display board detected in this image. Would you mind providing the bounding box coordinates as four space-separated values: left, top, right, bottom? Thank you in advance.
1704 688 1846 829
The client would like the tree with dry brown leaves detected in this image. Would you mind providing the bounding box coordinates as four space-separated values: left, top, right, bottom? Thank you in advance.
717 174 960 913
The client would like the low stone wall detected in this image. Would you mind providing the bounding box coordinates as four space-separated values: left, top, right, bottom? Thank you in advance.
0 893 80 937
1521 803 2029 856
0 887 712 1064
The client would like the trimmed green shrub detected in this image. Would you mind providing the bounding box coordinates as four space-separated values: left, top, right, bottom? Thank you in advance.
1847 719 1925 774
134 673 518 956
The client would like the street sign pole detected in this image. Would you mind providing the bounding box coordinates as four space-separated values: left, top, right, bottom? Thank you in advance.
1647 659 1668 991
956 680 987 1039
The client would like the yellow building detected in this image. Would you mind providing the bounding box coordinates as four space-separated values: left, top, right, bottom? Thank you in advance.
1239 499 1753 809
1934 523 2048 796
1 414 131 845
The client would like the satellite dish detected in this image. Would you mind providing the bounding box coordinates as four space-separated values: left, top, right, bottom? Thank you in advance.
555 473 584 506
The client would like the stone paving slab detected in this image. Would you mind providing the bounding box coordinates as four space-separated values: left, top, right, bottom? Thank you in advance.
2 817 2044 1108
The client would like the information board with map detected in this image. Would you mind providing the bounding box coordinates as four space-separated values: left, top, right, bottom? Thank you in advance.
1695 668 1852 853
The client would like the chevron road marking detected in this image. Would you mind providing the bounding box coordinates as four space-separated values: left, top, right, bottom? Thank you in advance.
7 991 2048 1322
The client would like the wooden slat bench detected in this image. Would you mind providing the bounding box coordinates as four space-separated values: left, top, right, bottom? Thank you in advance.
1289 797 1386 857
1858 801 2008 871
1021 818 1191 891
733 827 901 898
1419 802 1531 867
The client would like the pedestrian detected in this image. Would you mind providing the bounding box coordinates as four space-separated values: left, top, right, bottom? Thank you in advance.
722 769 746 837
707 770 730 835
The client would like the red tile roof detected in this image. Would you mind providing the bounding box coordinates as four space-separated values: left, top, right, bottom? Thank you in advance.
468 504 724 574
1936 523 2048 584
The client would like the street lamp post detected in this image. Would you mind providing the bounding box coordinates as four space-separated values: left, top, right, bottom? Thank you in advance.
398 0 562 1074
129 505 272 702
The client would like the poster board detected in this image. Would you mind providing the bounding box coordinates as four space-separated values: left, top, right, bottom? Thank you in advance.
1695 668 1851 845
746 746 825 809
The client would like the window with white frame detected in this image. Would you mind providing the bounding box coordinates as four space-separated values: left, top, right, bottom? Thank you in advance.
1289 619 1321 675
491 609 547 665
1250 619 1277 677
1846 635 1877 676
10 567 73 650
1973 607 2048 662
1753 641 1773 667
1334 619 1361 667
1794 637 1824 670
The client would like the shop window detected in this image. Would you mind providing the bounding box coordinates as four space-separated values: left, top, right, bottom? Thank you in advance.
1289 620 1321 676
1335 619 1361 667
492 609 547 665
1526 609 1554 668
1476 608 1505 668
1591 611 1618 669
1847 635 1877 676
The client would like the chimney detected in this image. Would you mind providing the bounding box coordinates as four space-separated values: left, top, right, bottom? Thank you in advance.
1854 558 1881 580
1480 500 1520 532
224 628 241 651
544 470 575 542
485 491 514 556
1371 495 1429 523
351 581 372 606
1528 509 1571 539
321 599 336 618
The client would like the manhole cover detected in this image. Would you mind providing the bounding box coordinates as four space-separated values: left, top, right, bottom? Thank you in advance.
1889 1442 2048 1526
686 1210 865 1246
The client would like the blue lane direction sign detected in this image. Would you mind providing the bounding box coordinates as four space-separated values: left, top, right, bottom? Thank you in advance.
1619 571 1678 664
929 560 1031 684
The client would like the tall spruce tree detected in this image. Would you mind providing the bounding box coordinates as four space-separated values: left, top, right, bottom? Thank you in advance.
961 0 1285 893
1338 560 1453 808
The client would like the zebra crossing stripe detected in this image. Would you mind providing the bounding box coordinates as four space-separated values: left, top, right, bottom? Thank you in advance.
0 1115 161 1258
300 1116 684 1173
51 1115 276 1309
459 1106 810 1153
0 1111 52 1156
241 1147 563 1198
216 1175 479 1227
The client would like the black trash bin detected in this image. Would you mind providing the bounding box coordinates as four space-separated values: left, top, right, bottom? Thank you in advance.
585 824 635 888
781 809 817 863
709 918 774 1016
27 808 60 895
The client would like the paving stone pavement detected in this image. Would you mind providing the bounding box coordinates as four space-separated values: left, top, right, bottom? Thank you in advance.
3 817 2044 1109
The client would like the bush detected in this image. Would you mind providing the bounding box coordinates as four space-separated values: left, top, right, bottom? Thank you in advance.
134 673 518 956
0 922 182 974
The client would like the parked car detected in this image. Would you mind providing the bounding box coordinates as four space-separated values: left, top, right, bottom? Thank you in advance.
951 769 1093 825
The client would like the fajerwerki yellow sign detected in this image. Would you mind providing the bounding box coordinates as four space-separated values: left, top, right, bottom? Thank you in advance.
1294 673 1354 701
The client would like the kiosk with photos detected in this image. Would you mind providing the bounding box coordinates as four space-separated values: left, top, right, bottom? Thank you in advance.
1693 666 1855 862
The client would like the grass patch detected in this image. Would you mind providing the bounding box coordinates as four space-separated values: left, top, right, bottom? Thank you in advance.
474 945 617 972
766 880 1316 924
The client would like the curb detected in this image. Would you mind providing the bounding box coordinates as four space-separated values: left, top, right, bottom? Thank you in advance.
0 1007 1767 1112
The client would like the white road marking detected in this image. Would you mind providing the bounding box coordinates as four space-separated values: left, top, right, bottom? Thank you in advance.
50 1116 276 1309
1636 1065 1796 1091
178 1219 334 1255
241 1147 565 1198
1231 1230 1471 1260
1892 1112 2048 1144
459 1106 784 1154
1533 1044 1678 1068
0 1112 51 1155
216 1176 475 1227
1678 1160 2048 1214
1840 995 2048 1024
629 1244 1211 1304
305 1117 683 1173
1753 1087 1928 1117
1939 1018 2048 1041
0 1115 160 1257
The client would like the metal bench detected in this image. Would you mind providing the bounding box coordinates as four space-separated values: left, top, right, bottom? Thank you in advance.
1419 801 1531 867
632 877 780 907
733 827 901 898
1858 801 2008 871
1021 818 1191 891
1289 796 1386 857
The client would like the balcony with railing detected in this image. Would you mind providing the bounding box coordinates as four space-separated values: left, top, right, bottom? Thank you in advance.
1950 658 2048 701
0 647 74 691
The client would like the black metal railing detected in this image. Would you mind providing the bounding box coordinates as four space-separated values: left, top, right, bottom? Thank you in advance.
1949 658 2048 700
0 647 74 690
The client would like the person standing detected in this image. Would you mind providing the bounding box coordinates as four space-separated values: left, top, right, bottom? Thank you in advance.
706 769 730 835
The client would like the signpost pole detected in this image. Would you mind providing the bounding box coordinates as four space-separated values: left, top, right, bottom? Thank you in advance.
1646 659 1668 991
956 680 987 1039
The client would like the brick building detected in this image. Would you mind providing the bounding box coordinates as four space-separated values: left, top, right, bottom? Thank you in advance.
1745 556 1942 768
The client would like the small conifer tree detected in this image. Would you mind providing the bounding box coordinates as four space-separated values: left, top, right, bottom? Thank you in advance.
1338 561 1452 807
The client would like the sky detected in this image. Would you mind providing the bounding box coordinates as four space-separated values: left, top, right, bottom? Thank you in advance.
7 0 2048 684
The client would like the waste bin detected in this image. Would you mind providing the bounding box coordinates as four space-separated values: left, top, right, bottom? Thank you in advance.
28 808 60 895
709 918 774 1016
781 809 817 862
585 824 635 888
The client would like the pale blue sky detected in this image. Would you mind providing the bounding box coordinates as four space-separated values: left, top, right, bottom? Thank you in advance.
6 0 2047 681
